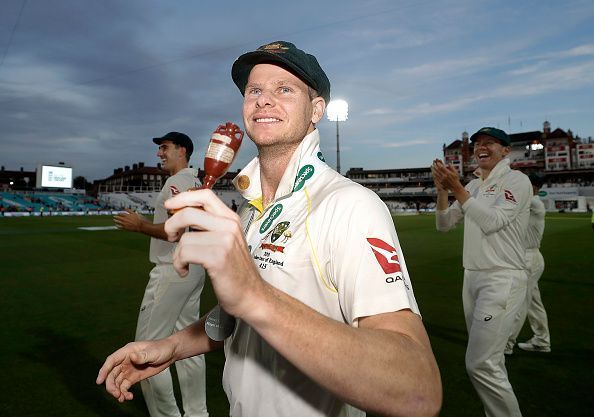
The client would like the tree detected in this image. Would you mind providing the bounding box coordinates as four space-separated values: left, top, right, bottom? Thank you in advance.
73 176 89 190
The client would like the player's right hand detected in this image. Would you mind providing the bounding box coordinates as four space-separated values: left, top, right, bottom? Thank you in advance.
96 339 176 402
163 188 264 320
431 159 447 192
113 209 144 232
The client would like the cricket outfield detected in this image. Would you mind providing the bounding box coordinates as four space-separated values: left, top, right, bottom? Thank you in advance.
0 213 592 416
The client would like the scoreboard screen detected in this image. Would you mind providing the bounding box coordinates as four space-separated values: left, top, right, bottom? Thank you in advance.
37 165 73 188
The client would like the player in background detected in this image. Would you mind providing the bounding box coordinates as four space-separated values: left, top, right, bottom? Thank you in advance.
432 127 531 417
98 41 442 417
506 173 551 354
112 132 208 417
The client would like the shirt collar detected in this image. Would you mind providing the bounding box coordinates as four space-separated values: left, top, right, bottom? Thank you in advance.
233 129 321 212
477 158 510 182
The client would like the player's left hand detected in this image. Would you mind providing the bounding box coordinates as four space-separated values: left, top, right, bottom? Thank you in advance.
96 338 176 402
431 159 447 192
163 189 264 320
432 161 462 192
113 209 145 232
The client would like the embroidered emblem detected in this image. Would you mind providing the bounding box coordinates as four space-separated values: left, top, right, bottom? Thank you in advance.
260 42 290 52
237 175 250 190
271 221 290 243
281 230 293 243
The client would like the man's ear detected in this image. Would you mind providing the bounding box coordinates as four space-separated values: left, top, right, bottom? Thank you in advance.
178 145 188 161
311 97 326 124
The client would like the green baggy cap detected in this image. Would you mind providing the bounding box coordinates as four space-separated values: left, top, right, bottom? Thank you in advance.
231 41 331 103
470 127 511 146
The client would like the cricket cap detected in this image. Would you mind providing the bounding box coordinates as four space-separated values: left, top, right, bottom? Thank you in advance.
231 41 331 103
470 127 511 147
152 132 193 158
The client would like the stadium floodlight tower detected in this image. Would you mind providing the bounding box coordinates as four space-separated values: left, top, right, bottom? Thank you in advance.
326 99 348 174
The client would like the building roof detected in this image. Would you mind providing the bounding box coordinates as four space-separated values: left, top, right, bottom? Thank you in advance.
444 139 463 150
547 128 570 139
0 169 36 180
508 131 542 143
102 165 168 181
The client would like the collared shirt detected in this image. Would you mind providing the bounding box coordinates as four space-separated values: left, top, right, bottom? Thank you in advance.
436 158 531 270
223 129 419 417
149 167 200 264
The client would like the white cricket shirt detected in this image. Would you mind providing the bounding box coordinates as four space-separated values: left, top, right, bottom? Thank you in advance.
436 158 531 270
525 195 545 250
149 167 200 265
223 130 420 417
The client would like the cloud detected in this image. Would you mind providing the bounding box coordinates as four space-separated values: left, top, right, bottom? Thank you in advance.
393 56 491 79
495 61 594 98
379 139 437 148
362 96 484 123
1 0 594 179
507 61 549 76
560 44 594 57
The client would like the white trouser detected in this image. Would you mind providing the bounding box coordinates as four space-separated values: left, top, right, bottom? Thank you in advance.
136 263 209 417
508 249 550 347
463 268 527 417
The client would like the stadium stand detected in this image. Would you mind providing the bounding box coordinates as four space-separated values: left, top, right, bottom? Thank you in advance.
0 191 101 214
99 193 144 210
376 187 402 196
3 122 592 217
97 190 241 212
345 122 594 214
129 192 158 207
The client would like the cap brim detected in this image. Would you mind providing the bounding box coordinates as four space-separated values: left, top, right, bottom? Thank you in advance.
469 132 510 146
152 137 165 145
232 51 315 96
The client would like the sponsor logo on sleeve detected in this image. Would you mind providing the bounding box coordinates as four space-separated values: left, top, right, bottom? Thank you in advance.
504 189 517 203
367 238 409 288
170 185 180 195
367 238 401 274
317 151 325 162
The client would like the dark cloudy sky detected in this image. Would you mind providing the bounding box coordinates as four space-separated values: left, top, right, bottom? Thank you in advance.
1 0 593 181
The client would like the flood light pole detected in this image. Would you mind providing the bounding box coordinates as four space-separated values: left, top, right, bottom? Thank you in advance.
326 99 348 174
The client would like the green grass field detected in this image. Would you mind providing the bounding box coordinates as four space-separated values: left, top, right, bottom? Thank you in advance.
1 213 592 416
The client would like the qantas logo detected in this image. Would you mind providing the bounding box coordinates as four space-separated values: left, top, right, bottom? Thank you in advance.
170 185 180 195
367 238 401 274
504 189 517 203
